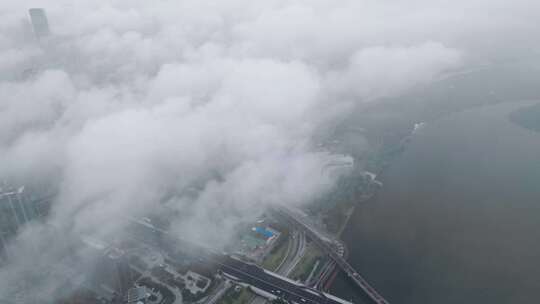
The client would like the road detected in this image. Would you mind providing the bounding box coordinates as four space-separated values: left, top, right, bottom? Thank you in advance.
125 217 351 304
212 254 351 304
277 231 306 277
205 281 232 304
247 230 307 304
273 207 390 304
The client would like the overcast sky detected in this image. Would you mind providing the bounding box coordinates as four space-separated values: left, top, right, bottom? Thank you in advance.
1 0 539 301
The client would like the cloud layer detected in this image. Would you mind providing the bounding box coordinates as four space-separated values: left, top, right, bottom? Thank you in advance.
1 0 538 301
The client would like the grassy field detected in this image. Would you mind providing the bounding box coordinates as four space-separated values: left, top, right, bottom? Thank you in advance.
289 242 325 282
218 286 254 304
261 236 290 271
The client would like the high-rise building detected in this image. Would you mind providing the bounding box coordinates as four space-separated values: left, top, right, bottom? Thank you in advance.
28 8 50 39
0 185 38 261
89 247 137 302
0 186 36 231
0 231 10 262
125 287 150 304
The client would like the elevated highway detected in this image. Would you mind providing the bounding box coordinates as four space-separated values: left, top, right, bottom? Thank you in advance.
214 254 352 304
273 207 390 304
126 217 354 304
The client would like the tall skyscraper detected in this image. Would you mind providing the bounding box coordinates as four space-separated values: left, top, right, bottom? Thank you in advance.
0 185 37 258
28 8 50 39
0 186 35 232
0 231 10 262
90 247 137 301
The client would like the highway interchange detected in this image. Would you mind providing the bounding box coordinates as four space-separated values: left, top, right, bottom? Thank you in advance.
127 210 386 304
211 254 349 304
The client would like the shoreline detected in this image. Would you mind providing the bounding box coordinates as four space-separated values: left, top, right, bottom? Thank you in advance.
322 140 399 294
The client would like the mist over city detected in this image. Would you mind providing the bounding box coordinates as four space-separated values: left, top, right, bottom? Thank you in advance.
1 1 539 304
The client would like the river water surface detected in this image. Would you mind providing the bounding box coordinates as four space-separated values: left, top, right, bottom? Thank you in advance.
331 101 540 304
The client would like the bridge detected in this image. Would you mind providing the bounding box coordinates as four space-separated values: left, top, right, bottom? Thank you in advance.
273 207 390 304
213 254 353 304
126 217 355 304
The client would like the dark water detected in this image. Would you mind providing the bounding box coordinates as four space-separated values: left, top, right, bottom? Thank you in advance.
331 102 540 304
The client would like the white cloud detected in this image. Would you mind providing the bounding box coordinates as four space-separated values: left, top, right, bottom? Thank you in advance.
2 0 539 300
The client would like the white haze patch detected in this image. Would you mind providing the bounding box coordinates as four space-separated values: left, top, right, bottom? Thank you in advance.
0 0 538 301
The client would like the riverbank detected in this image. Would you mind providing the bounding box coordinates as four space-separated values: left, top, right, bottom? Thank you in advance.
332 101 540 304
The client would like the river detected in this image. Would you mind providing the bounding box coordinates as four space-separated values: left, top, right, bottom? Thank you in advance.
331 101 540 304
